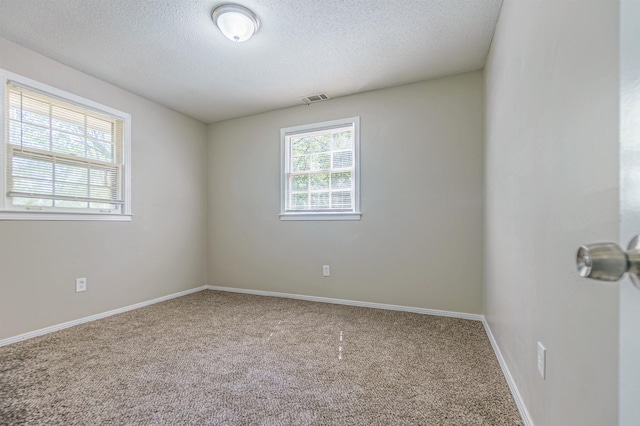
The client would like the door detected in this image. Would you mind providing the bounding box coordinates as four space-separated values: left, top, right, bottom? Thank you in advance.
620 1 640 424
579 3 640 424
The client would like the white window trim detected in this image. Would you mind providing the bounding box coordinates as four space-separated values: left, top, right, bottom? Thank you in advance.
280 116 361 221
0 69 132 221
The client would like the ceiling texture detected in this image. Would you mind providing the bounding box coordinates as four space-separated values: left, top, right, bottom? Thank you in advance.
0 0 503 123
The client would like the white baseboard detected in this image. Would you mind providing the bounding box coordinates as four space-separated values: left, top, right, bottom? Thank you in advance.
482 318 534 426
0 286 207 347
205 285 483 321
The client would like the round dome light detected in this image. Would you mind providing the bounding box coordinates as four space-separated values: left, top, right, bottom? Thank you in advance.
212 4 260 43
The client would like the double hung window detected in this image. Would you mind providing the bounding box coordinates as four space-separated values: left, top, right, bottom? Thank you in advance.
0 70 131 220
280 117 360 221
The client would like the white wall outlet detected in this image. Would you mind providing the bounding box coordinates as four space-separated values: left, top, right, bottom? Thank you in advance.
322 265 330 277
537 341 546 379
75 277 87 292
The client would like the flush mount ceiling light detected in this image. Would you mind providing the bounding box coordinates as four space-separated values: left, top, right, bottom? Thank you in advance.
212 4 260 43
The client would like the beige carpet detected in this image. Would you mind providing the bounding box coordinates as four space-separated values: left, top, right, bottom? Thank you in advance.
0 290 522 425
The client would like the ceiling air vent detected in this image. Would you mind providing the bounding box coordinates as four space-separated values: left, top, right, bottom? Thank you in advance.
301 93 331 105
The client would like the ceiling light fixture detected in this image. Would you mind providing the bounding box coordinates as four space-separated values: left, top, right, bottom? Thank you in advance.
212 4 260 43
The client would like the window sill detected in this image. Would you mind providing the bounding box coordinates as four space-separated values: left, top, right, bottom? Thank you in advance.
279 212 362 221
0 211 133 221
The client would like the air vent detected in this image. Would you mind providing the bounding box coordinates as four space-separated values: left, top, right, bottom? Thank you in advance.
301 93 331 105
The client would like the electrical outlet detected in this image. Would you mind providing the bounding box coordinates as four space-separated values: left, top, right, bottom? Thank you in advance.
537 341 546 379
76 278 87 293
322 265 330 277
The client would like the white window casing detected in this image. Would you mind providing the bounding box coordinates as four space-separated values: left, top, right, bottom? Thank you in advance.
280 116 361 221
0 69 132 221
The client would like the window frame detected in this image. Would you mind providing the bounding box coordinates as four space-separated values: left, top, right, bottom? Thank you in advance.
280 116 361 221
0 69 132 221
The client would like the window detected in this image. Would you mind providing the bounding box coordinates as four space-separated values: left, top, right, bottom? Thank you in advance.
280 117 360 221
0 70 131 221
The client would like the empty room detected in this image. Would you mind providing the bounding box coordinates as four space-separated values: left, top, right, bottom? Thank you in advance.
1 0 638 425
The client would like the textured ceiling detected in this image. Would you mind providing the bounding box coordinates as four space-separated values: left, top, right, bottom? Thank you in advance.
0 0 503 123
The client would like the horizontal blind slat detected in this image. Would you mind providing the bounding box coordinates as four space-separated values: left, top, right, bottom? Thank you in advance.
11 146 118 169
8 192 124 205
7 81 119 123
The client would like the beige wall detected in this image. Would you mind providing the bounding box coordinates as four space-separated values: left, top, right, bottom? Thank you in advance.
484 1 619 424
208 72 484 314
0 38 209 340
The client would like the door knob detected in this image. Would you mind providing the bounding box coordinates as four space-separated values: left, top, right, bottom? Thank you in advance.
577 235 640 288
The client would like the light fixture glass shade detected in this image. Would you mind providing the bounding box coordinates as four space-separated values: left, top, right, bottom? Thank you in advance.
212 4 260 42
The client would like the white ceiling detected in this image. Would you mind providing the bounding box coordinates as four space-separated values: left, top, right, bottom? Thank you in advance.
0 0 503 124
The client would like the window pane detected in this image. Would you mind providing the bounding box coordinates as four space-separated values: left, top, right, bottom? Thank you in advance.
90 186 115 200
8 92 23 120
307 135 331 153
291 193 309 210
310 153 330 171
12 197 53 207
56 200 89 208
310 173 330 190
21 123 50 151
52 131 85 157
331 172 352 189
8 105 21 121
90 168 118 187
332 131 353 150
13 177 53 194
311 192 330 209
291 175 308 191
291 137 310 155
90 202 117 210
8 121 22 146
333 151 353 169
18 96 50 126
55 181 88 198
331 191 352 209
12 156 53 180
56 163 88 184
86 116 113 142
86 139 113 162
52 105 84 135
292 156 310 172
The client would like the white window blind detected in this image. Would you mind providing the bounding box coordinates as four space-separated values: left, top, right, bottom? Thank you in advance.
281 117 361 221
5 81 125 213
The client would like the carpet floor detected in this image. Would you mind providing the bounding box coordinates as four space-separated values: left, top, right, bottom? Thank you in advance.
0 290 522 425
